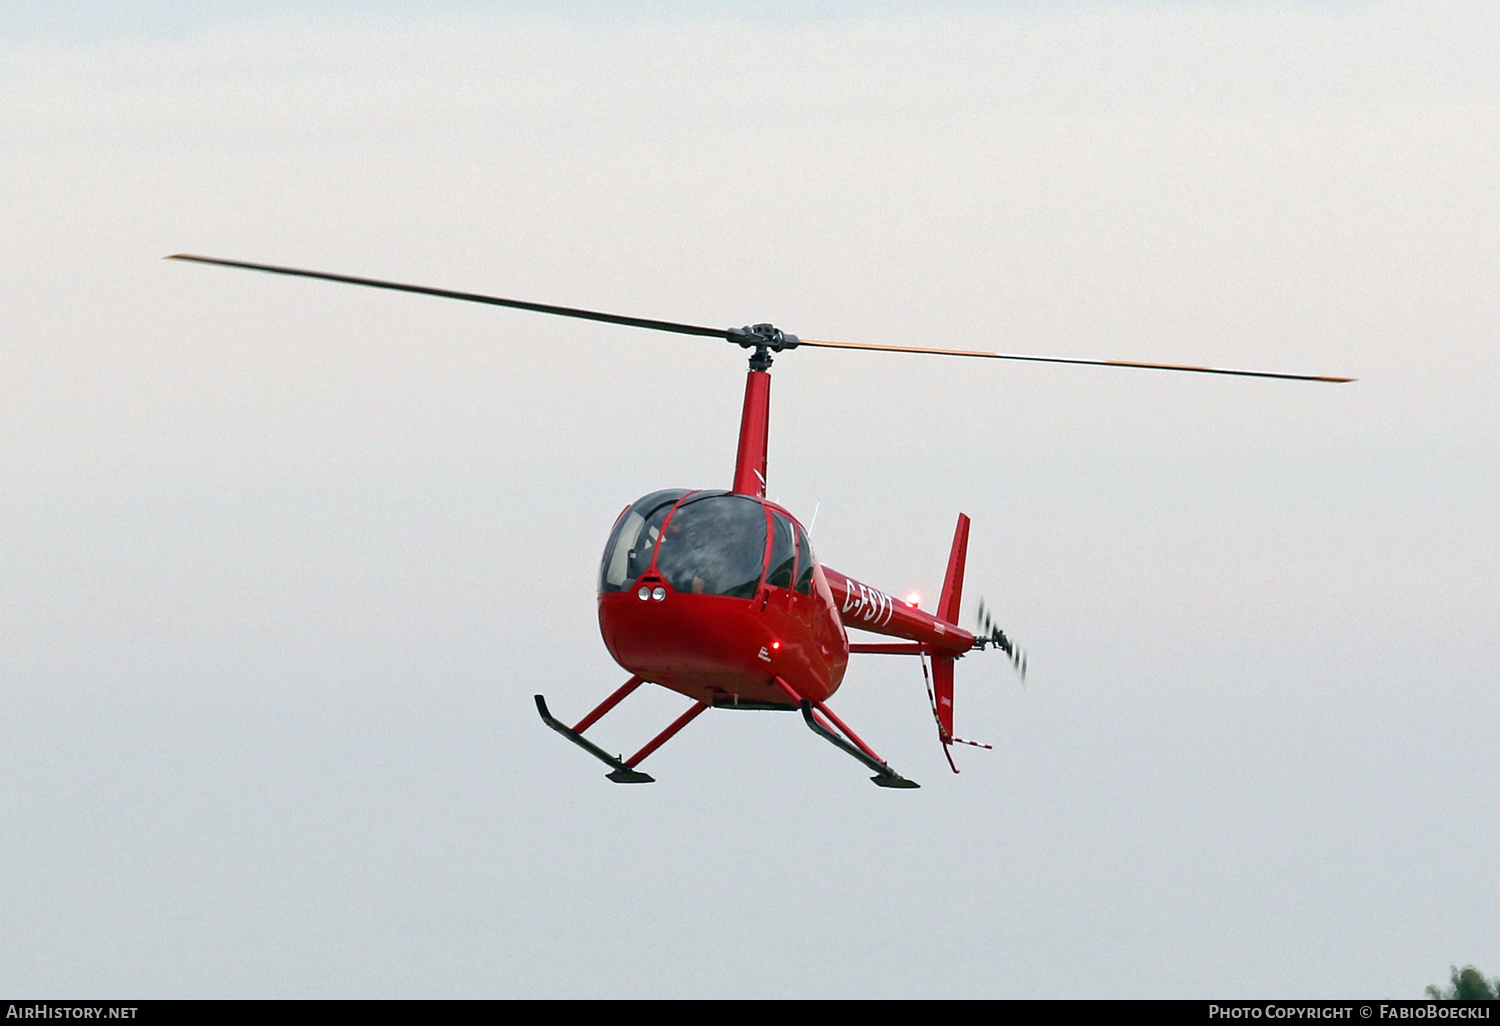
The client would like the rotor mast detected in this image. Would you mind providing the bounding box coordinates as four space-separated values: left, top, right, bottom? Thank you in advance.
727 325 799 499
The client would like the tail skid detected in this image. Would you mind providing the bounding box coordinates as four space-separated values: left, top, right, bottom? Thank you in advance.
920 651 992 774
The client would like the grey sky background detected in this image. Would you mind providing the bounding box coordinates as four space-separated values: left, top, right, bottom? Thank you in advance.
1 0 1496 997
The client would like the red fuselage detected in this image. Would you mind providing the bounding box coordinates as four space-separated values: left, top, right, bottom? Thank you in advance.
597 368 973 711
597 493 846 707
597 490 974 709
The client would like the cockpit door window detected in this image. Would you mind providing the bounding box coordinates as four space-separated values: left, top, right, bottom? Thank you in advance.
794 524 815 596
767 512 796 589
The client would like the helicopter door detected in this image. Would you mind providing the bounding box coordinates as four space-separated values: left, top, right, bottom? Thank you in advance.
763 510 798 618
785 520 821 631
766 512 796 591
793 524 815 597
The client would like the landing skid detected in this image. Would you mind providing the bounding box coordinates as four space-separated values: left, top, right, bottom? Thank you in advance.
771 677 919 788
798 702 920 788
534 694 655 784
539 678 916 789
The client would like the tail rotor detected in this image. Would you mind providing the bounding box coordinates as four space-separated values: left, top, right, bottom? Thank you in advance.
975 598 1027 680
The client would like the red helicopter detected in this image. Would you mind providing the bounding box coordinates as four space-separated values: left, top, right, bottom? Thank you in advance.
170 254 1351 788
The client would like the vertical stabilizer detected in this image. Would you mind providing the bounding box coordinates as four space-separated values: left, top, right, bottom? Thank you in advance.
930 652 955 745
937 513 970 626
931 514 985 772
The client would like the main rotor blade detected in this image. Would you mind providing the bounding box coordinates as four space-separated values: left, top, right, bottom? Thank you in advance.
166 254 730 340
168 254 1353 381
798 338 1353 382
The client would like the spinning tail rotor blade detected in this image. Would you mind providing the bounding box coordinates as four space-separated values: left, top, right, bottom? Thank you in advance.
166 254 730 339
799 338 1353 383
976 597 1027 681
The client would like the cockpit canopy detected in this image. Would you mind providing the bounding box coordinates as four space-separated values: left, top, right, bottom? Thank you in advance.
600 489 816 599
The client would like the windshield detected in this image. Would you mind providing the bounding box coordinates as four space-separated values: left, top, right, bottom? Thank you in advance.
599 489 690 592
655 492 767 599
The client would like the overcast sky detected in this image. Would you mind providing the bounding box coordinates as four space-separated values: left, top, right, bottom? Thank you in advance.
2 0 1496 998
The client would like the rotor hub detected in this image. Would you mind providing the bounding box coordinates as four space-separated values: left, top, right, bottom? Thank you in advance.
728 324 799 371
727 323 800 351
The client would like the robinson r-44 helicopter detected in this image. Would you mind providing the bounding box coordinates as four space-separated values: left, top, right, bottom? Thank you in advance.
170 254 1350 789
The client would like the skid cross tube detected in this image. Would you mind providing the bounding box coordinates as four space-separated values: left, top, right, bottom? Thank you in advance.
573 676 644 734
624 701 709 770
772 677 919 789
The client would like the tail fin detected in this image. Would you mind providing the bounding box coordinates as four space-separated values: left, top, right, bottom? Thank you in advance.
913 515 998 771
930 514 969 771
930 651 955 747
937 513 970 627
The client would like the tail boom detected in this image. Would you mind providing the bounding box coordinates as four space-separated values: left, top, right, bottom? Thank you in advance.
821 565 974 653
